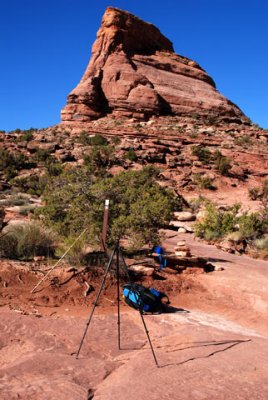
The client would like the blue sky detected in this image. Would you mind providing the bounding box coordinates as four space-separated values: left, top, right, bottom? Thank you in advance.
0 0 267 131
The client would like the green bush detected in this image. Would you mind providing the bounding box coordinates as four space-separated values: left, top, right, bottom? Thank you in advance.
194 202 240 241
248 180 268 201
89 134 108 146
38 166 180 249
237 212 266 241
11 175 47 196
194 201 268 243
191 146 212 164
0 222 57 260
248 187 261 201
192 174 216 190
0 193 30 207
35 148 51 162
125 148 137 162
46 160 63 176
19 129 36 142
234 135 252 147
0 149 32 180
111 136 121 145
83 145 115 174
214 150 231 176
254 235 268 250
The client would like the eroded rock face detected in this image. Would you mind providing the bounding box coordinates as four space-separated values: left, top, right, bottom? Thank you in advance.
61 7 246 123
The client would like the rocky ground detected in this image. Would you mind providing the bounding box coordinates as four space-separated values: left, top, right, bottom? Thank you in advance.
1 114 268 210
1 232 268 400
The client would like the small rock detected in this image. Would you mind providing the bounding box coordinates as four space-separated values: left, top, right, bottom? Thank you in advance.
176 241 186 246
128 265 154 276
175 250 191 257
174 211 196 221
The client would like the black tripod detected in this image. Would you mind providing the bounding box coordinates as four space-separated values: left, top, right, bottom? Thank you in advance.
75 241 159 367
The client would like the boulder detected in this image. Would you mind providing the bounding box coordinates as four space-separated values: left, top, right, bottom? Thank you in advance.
61 7 246 124
174 211 196 221
128 265 154 276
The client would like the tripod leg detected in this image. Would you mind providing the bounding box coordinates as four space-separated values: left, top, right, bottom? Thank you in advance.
75 247 116 359
118 247 159 367
116 248 121 350
138 310 159 367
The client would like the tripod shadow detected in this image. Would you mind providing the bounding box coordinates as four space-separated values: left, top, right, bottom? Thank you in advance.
158 338 251 368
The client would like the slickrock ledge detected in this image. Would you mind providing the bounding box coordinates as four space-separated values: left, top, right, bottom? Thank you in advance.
61 7 247 124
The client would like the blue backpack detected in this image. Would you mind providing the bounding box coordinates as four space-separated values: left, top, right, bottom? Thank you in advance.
153 246 167 270
123 283 169 313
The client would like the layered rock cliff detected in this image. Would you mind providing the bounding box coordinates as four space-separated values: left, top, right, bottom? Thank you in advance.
61 7 246 124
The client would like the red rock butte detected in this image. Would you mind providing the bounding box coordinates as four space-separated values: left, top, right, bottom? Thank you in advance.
61 7 246 124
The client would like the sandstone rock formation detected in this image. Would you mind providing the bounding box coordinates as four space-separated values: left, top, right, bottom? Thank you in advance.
61 7 247 124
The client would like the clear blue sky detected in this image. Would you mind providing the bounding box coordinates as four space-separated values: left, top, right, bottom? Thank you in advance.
0 0 267 131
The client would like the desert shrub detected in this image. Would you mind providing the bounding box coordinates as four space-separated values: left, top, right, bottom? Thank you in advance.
83 145 115 174
237 212 267 241
111 136 121 145
234 135 252 147
89 134 108 146
250 235 268 259
125 148 137 162
189 196 207 212
19 129 36 142
192 174 216 190
0 149 32 180
11 175 47 196
214 150 231 176
62 235 88 265
194 202 240 241
19 204 37 216
195 200 268 243
206 116 218 125
77 132 108 146
77 131 92 145
248 180 268 202
0 222 57 259
191 145 212 164
0 193 30 207
253 235 268 250
38 166 180 249
46 160 63 176
248 187 261 201
35 148 51 162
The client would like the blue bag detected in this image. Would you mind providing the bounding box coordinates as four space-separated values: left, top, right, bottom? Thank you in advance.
123 283 169 313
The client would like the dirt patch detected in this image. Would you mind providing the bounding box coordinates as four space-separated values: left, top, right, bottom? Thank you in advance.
0 259 205 318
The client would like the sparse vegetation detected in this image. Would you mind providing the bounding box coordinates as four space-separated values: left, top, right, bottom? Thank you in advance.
192 174 217 190
111 136 121 145
125 148 138 162
89 134 108 146
0 149 33 180
11 175 47 196
0 193 31 207
83 145 115 174
38 166 180 249
191 145 212 164
213 150 231 176
194 200 268 245
234 135 252 147
34 148 51 162
0 222 57 260
18 128 36 142
248 180 268 201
